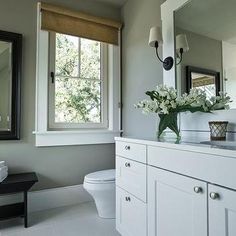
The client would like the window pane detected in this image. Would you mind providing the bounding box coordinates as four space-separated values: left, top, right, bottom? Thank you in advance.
55 33 79 77
80 38 101 79
55 77 101 123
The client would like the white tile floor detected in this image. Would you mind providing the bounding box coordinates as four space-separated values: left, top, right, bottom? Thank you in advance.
0 202 120 236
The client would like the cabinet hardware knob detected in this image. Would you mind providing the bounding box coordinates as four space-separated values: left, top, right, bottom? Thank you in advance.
125 145 130 150
125 196 131 201
210 192 220 200
194 186 203 193
125 162 131 167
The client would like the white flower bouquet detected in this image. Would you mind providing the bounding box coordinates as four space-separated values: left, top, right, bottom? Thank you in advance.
135 85 231 139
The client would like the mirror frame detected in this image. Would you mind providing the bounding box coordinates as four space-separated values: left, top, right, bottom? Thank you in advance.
0 30 22 140
186 66 220 95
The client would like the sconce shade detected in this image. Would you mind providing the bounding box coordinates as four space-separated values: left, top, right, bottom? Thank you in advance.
176 34 189 52
149 26 163 47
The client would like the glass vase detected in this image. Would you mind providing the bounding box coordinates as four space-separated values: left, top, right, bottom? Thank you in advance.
157 112 181 141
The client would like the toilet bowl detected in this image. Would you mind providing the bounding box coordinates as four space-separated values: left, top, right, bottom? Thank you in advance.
83 169 115 219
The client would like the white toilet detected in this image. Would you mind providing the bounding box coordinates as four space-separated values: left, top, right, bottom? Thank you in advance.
83 169 115 219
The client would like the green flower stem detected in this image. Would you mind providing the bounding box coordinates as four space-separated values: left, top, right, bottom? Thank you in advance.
158 113 180 138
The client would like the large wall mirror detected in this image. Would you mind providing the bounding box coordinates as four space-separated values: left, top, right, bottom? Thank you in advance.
0 30 22 140
174 0 236 109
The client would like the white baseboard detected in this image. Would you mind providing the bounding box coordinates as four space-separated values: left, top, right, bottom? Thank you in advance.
0 184 93 213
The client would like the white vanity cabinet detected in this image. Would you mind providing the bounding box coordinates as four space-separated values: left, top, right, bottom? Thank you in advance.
115 137 236 236
115 141 147 236
148 166 207 236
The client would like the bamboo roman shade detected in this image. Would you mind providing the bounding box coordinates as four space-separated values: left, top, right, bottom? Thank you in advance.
40 2 122 45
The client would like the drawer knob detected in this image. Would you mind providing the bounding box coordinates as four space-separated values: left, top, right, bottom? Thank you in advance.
125 196 131 202
125 145 131 150
194 186 203 194
210 192 220 200
125 162 131 167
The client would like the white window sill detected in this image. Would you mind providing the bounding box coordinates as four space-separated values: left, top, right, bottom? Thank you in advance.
33 130 122 147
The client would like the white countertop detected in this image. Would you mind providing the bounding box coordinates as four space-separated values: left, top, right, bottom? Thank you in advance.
115 136 236 158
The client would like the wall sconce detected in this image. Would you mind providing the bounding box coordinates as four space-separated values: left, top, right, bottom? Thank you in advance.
176 34 189 65
148 27 189 70
149 26 174 71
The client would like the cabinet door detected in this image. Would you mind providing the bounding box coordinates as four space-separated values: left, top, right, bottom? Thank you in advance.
148 166 207 236
209 184 236 236
116 187 147 236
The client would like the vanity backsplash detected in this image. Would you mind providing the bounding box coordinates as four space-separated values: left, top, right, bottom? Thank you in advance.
180 109 236 141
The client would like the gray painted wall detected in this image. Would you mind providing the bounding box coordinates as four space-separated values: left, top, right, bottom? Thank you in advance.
0 0 121 190
176 28 223 94
121 0 164 137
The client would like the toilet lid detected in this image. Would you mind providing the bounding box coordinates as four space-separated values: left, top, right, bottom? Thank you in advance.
84 169 115 183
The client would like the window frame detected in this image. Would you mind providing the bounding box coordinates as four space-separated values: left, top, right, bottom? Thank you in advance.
48 32 108 130
34 4 122 147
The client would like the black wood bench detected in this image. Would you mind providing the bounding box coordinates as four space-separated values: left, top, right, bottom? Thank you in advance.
0 172 38 228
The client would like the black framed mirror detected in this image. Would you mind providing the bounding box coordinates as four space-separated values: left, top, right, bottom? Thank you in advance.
0 30 22 140
186 66 220 99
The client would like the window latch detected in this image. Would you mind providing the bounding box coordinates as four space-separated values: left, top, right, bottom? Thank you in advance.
50 72 55 84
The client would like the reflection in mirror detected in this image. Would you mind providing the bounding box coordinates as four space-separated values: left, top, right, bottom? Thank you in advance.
0 30 22 140
174 0 236 108
186 66 220 99
0 41 12 131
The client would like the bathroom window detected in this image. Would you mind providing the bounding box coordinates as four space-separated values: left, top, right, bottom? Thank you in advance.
48 33 108 129
35 2 122 146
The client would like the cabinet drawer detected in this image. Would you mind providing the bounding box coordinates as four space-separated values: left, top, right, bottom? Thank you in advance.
148 145 236 191
116 156 147 202
116 141 146 163
116 187 147 236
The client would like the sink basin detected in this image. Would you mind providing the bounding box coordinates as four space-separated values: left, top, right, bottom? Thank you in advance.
200 141 236 150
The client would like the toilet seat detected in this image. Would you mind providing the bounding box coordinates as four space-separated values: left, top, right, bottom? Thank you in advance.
84 169 115 184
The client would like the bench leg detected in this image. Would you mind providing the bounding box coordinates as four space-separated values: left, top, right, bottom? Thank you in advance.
24 191 28 228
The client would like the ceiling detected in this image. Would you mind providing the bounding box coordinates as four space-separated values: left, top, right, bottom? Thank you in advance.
92 0 127 7
175 0 236 44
